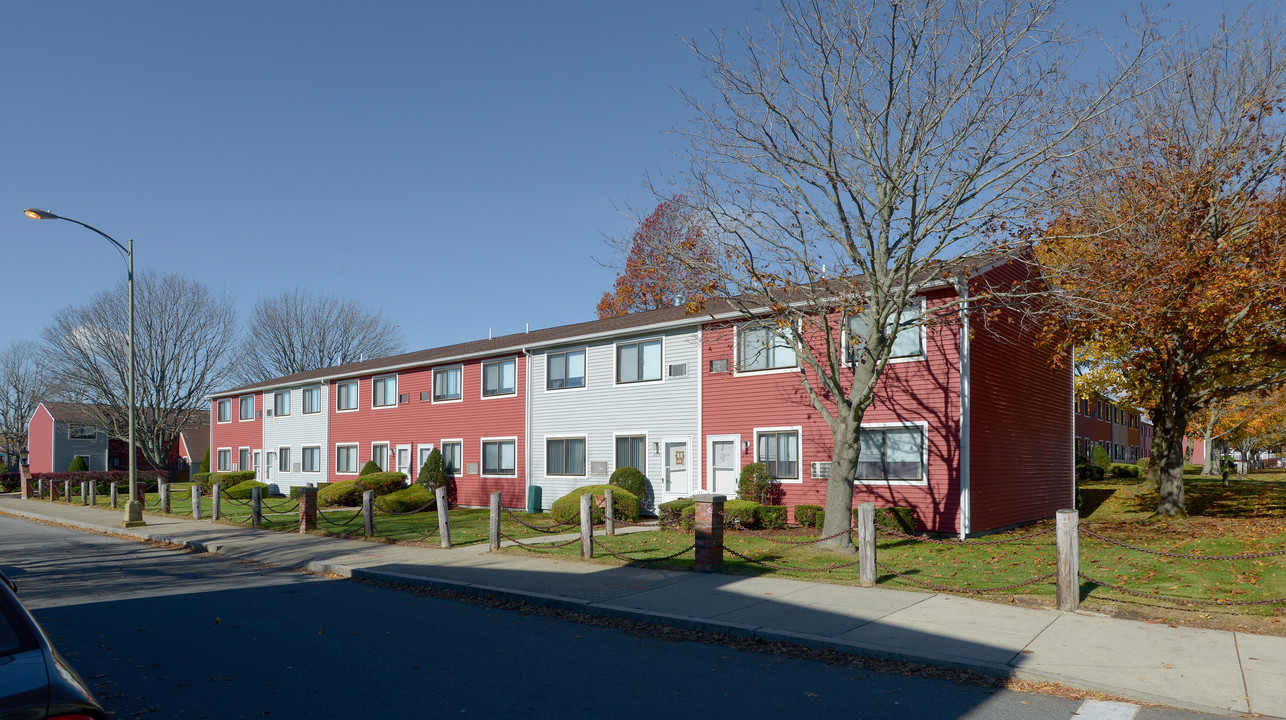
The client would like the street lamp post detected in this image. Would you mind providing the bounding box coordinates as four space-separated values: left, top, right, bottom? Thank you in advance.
24 208 144 527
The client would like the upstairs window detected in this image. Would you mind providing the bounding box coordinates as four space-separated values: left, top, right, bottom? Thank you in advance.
373 375 397 407
336 381 359 411
616 339 662 384
302 387 321 414
68 424 96 440
737 324 796 371
274 391 290 416
217 399 232 423
847 303 922 361
239 395 255 420
482 359 516 397
547 349 586 390
433 366 462 402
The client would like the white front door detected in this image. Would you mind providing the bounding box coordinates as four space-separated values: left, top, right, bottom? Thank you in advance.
663 441 690 498
252 450 261 478
396 445 412 477
265 452 275 481
711 439 738 496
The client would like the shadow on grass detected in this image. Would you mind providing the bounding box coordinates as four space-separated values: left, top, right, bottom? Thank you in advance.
1077 488 1117 517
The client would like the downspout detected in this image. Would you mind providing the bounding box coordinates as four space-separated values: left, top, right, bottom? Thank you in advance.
957 276 971 540
523 348 533 506
695 327 703 492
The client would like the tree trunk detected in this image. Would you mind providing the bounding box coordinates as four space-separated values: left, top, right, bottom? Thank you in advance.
817 416 859 552
1148 401 1189 518
1200 414 1217 475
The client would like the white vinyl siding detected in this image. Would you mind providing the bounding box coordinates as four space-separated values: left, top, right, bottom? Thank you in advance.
263 385 328 490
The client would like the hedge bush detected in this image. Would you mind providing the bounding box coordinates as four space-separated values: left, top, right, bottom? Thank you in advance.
1090 446 1112 473
658 498 694 529
201 471 257 493
759 505 787 529
0 473 19 492
67 456 88 472
375 485 436 513
224 480 269 500
1109 463 1140 479
319 480 363 507
1136 456 1149 469
199 447 211 475
358 472 407 496
737 463 782 505
873 506 916 534
550 485 640 524
359 460 383 477
723 500 761 528
608 466 647 502
794 504 825 528
1076 464 1104 482
416 448 449 496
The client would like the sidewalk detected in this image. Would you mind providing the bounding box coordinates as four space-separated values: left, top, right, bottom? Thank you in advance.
3 493 1283 718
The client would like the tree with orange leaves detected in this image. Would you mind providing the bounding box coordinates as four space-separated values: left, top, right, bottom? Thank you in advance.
596 196 718 319
1036 22 1286 518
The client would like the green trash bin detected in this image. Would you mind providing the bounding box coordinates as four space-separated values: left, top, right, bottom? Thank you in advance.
526 485 543 514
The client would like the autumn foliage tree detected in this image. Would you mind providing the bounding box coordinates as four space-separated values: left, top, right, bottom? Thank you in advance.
597 196 718 318
1035 23 1286 518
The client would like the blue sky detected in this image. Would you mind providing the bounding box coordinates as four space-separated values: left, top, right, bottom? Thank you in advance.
4 0 1259 360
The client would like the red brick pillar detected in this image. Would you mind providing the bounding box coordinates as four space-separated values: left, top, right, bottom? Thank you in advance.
19 464 33 499
693 494 726 573
298 487 318 533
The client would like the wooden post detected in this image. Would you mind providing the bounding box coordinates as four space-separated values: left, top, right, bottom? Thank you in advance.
604 487 616 536
858 502 877 587
693 494 725 573
1057 509 1080 612
88 481 97 506
363 490 375 538
160 483 171 514
489 491 502 551
252 487 263 527
80 481 90 506
191 486 202 520
298 487 318 533
435 487 451 549
63 481 71 503
211 484 222 520
580 493 593 559
110 482 118 509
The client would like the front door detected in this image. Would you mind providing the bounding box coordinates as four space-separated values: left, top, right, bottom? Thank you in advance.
265 452 274 481
252 450 261 479
396 445 412 477
711 439 738 496
663 441 689 498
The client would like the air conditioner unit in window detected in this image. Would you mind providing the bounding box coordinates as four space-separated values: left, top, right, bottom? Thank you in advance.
256 411 262 419
420 392 431 402
709 359 729 373
810 461 831 479
399 394 410 404
265 410 273 417
667 363 688 378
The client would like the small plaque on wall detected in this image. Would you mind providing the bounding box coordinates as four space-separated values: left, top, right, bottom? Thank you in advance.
590 461 609 476
466 462 479 475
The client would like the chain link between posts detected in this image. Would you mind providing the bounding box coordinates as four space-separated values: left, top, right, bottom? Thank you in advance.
499 532 583 552
876 562 1057 593
593 538 696 563
1079 527 1286 561
1077 572 1286 606
723 545 865 572
316 508 364 529
502 507 579 533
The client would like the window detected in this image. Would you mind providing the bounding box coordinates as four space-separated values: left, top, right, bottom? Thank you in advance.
433 366 462 402
274 391 291 416
68 424 95 440
336 381 359 411
483 358 516 397
239 395 255 420
847 303 922 361
238 448 250 472
546 438 585 476
757 431 799 480
302 446 320 473
856 426 924 482
441 441 462 475
546 349 586 390
217 399 232 423
373 375 397 407
737 323 797 371
278 447 291 472
616 435 646 471
217 449 231 472
302 386 321 414
336 445 359 474
616 339 662 383
372 443 389 471
483 439 516 476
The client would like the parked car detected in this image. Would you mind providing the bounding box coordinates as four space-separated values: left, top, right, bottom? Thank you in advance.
0 569 106 719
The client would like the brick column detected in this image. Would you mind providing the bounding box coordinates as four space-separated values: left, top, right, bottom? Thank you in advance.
298 487 318 533
19 464 33 499
693 493 726 573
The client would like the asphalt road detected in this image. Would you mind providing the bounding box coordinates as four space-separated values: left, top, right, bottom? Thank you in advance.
0 515 1226 720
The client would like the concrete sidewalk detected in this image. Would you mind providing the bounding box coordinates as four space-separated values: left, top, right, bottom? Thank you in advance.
2 494 1283 718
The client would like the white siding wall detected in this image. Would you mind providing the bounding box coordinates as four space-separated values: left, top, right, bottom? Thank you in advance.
261 384 329 492
529 327 701 512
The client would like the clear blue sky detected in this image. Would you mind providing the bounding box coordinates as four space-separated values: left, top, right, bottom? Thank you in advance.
3 0 1258 358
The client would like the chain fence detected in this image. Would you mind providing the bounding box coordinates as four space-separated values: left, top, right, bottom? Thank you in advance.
500 532 583 552
502 507 579 533
723 545 864 573
1077 571 1286 607
876 563 1057 594
1079 527 1286 561
315 507 364 530
593 538 696 564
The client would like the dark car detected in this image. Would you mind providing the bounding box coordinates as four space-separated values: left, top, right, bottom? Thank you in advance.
0 569 106 720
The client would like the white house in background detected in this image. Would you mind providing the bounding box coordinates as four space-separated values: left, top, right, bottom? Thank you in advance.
260 382 330 493
528 320 703 513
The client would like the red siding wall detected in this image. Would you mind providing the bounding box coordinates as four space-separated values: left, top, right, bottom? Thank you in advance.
967 263 1073 531
700 287 964 533
209 395 263 471
27 405 54 473
327 354 526 508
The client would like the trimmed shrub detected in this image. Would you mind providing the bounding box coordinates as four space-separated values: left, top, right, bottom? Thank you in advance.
608 466 647 502
224 479 269 500
375 484 436 513
794 504 825 528
358 471 407 496
192 472 213 491
659 498 694 529
1076 464 1104 482
1183 463 1203 475
0 472 19 492
204 471 256 492
738 462 782 505
550 485 640 524
759 505 787 530
199 447 211 475
359 460 382 477
288 485 322 499
1090 446 1112 473
1109 463 1140 479
67 456 88 472
723 500 761 528
1136 456 1149 469
680 504 696 531
318 480 363 507
416 448 449 496
873 506 916 534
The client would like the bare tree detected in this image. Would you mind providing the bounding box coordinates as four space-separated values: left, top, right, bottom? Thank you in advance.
0 340 51 465
661 0 1156 549
41 272 238 470
239 290 406 383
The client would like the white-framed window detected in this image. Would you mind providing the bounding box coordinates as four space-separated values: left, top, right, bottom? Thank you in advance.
217 448 231 472
433 365 462 402
336 380 359 411
302 386 321 414
301 446 321 473
440 441 462 475
238 447 251 472
373 374 398 408
239 395 255 420
615 435 646 471
856 423 927 484
756 429 800 480
335 444 359 474
371 443 389 471
278 446 291 472
616 338 662 384
546 349 586 390
216 399 232 423
846 301 924 362
482 438 516 476
274 391 291 416
737 323 797 372
546 437 586 476
482 358 516 397
68 424 96 440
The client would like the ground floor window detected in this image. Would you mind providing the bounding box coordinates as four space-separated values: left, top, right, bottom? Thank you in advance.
302 446 320 473
441 442 462 475
483 440 516 476
856 426 924 482
547 438 585 476
616 435 646 472
757 431 799 480
217 449 231 471
336 445 358 474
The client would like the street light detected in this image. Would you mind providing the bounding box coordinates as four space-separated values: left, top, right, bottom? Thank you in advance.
23 208 144 527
